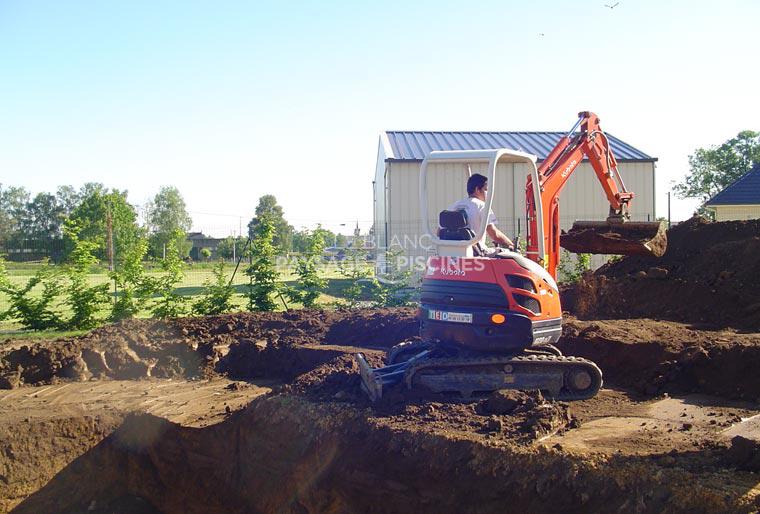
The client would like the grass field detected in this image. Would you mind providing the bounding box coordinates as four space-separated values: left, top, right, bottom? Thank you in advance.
0 260 376 335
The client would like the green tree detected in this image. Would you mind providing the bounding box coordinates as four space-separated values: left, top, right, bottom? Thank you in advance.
192 262 236 316
334 233 348 248
68 184 141 262
63 221 110 329
150 235 188 319
287 227 327 308
292 227 338 253
674 130 760 204
291 229 309 254
110 238 156 321
19 192 66 241
247 195 293 253
146 186 192 259
0 257 9 321
217 236 246 260
0 185 30 245
55 185 82 216
245 215 281 311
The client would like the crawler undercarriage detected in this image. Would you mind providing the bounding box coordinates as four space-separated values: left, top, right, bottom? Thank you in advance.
356 341 603 402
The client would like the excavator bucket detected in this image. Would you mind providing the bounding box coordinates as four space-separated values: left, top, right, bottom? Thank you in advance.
560 220 667 257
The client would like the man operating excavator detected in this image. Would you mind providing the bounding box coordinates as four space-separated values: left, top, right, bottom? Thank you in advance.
356 111 667 403
447 173 514 254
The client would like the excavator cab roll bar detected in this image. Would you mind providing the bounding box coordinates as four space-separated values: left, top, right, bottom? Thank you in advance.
420 149 547 264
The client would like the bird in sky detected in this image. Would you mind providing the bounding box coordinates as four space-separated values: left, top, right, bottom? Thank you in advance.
605 2 620 8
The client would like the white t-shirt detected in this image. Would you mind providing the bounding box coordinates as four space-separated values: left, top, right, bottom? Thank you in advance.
447 197 497 247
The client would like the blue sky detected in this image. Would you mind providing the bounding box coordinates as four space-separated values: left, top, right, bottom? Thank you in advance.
1 1 758 236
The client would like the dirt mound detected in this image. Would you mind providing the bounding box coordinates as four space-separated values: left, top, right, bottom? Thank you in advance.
0 320 207 388
0 309 419 389
560 318 760 400
324 309 419 348
566 217 760 330
4 307 760 403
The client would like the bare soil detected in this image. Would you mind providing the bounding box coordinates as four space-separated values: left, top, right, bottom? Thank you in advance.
9 389 760 514
0 378 272 513
0 308 758 513
4 216 760 513
0 308 419 390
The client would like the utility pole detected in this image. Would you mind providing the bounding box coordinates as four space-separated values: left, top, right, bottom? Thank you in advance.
667 191 672 228
106 207 116 304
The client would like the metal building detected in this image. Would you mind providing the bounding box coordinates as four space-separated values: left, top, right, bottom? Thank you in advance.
705 163 760 220
372 130 657 269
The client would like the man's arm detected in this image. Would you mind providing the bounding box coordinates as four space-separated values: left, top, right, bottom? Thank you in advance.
486 224 514 249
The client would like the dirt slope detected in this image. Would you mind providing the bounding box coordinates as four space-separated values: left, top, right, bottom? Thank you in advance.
12 393 760 514
0 379 271 513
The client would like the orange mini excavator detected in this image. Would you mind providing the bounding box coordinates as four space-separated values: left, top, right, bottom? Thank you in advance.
356 112 666 401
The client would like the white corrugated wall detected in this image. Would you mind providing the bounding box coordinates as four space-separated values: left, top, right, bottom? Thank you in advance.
381 160 656 270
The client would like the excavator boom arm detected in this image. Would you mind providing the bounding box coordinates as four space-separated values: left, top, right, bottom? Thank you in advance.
526 112 661 278
536 112 632 215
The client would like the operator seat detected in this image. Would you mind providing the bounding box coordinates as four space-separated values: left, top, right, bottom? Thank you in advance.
438 210 483 256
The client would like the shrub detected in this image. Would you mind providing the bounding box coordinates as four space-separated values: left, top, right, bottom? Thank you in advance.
557 250 591 284
245 215 281 311
151 234 188 319
192 262 236 315
110 238 156 321
370 247 417 307
286 228 327 308
63 222 110 329
0 258 64 330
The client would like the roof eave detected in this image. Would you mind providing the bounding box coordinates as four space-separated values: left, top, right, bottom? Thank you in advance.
705 201 760 206
385 157 659 164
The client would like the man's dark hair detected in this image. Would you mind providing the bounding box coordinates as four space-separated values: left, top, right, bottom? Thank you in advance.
467 173 488 195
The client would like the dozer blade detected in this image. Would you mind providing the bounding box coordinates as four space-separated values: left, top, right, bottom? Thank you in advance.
356 353 384 402
560 220 667 257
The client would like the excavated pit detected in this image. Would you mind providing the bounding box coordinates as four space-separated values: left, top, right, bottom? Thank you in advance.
1 309 759 513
